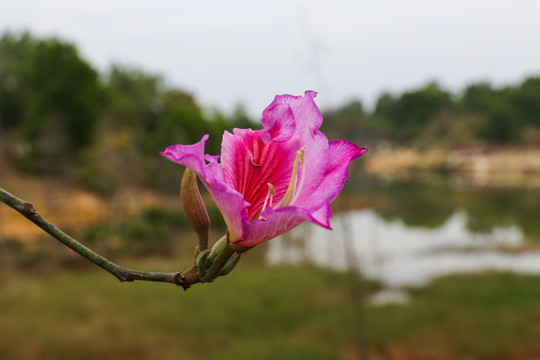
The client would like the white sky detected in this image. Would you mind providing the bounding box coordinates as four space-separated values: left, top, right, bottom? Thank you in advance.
2 0 540 117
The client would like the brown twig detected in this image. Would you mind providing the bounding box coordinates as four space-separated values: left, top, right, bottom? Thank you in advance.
0 187 201 290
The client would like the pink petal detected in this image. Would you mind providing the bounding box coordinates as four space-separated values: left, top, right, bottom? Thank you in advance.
239 206 313 247
259 103 296 144
309 204 333 230
264 91 322 145
291 130 329 205
221 129 300 220
161 135 248 241
261 90 330 206
241 141 366 246
302 140 367 212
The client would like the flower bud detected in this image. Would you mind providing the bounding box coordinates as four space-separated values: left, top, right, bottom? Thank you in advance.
181 168 210 250
195 249 210 277
208 235 228 263
219 253 241 276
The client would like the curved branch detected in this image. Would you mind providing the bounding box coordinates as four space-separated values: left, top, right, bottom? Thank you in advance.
0 187 200 290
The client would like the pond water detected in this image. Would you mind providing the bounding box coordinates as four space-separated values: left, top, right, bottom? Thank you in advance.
266 181 540 287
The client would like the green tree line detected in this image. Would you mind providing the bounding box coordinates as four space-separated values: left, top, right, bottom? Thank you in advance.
322 79 540 147
1 31 539 194
0 32 252 194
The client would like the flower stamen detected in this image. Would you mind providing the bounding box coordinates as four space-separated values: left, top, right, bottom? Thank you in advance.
261 183 276 215
290 152 307 205
278 146 307 207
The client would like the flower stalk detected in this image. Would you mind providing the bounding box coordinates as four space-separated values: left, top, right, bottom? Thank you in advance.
0 187 188 284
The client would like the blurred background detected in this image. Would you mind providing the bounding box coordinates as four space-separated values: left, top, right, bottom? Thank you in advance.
1 1 540 359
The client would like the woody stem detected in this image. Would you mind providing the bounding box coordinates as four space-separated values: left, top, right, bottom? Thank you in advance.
0 187 200 290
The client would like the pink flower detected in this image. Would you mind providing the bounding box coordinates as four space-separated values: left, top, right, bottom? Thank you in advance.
161 91 367 249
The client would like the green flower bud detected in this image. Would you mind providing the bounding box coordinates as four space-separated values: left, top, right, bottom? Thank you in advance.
195 249 210 276
208 235 228 263
219 253 241 277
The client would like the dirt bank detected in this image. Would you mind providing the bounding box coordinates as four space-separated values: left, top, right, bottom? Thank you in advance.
0 171 164 242
364 145 540 187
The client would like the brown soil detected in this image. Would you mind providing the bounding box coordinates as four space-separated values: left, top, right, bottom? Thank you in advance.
364 145 540 187
0 171 163 242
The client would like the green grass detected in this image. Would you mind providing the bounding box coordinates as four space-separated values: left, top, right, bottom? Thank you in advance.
1 260 540 360
0 261 355 360
368 272 540 359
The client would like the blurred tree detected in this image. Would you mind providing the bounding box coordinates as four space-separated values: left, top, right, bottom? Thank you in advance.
0 32 35 131
371 92 396 133
3 30 540 195
95 65 233 192
104 65 163 131
145 89 232 190
0 32 101 173
322 99 368 144
513 77 540 143
461 82 493 112
461 83 519 142
229 104 254 129
416 111 475 148
515 77 540 126
151 89 208 151
0 32 36 166
83 65 165 191
373 82 453 143
22 38 101 149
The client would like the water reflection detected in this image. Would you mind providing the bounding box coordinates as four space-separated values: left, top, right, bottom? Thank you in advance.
349 181 540 241
267 210 540 287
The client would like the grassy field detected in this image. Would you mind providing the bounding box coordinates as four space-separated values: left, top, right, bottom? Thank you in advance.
1 256 540 360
